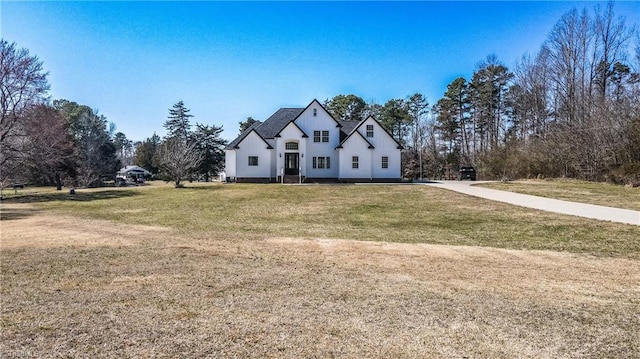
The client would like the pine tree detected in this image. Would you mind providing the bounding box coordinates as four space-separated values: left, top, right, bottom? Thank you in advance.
164 101 193 140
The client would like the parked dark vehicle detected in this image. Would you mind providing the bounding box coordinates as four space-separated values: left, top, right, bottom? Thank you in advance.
458 166 476 181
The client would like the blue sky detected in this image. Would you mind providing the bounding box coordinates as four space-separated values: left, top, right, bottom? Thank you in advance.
2 1 639 142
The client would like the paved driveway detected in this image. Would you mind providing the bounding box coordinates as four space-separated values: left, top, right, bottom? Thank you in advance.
425 181 640 226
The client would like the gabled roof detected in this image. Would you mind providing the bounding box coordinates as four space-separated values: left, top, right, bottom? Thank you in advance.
225 121 262 150
336 124 375 150
336 116 404 150
274 118 308 138
226 101 404 152
301 99 343 128
227 99 345 150
224 121 273 150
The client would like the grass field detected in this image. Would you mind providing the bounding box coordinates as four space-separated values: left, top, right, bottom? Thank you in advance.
477 179 640 211
2 182 640 358
6 182 639 257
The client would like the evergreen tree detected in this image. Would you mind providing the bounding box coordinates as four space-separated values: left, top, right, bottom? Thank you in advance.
238 117 257 134
324 94 367 122
164 101 193 140
193 123 227 181
134 133 160 174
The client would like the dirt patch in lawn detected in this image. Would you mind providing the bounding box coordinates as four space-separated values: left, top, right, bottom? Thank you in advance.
2 204 639 358
1 203 169 249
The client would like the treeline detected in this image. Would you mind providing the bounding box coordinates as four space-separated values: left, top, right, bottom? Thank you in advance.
0 38 121 189
0 39 226 191
436 2 640 183
323 3 640 184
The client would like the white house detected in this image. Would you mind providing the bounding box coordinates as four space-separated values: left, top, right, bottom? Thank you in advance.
224 99 403 183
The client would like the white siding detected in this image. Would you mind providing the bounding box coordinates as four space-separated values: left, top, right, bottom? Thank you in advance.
275 124 307 176
235 131 272 178
338 133 372 179
224 150 236 178
294 101 340 178
358 117 402 179
267 139 277 178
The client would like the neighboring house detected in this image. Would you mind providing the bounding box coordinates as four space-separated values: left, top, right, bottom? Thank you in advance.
117 165 152 181
224 99 403 183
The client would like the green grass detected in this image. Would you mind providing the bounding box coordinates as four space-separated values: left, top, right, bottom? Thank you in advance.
476 179 640 211
7 182 639 258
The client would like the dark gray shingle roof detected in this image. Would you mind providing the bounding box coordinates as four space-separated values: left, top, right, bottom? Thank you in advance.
225 108 304 150
339 121 360 142
255 108 304 139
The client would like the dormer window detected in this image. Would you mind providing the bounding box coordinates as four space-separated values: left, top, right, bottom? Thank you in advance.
313 108 317 117
366 125 374 137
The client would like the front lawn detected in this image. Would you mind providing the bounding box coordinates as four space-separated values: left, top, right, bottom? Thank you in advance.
9 182 639 258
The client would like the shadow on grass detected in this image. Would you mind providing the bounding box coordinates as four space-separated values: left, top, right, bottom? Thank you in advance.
0 206 43 221
0 189 140 204
170 184 226 191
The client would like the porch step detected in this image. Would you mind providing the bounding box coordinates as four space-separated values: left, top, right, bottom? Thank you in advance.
283 175 301 184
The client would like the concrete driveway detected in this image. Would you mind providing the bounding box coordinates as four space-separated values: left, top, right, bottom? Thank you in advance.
425 181 640 226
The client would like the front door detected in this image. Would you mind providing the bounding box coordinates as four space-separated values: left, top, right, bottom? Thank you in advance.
284 153 299 175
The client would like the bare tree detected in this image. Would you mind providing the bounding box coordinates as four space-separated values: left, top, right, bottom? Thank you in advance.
0 40 50 186
22 104 74 189
156 138 202 188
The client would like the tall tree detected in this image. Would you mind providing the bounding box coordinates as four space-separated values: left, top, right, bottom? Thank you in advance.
164 100 193 140
470 55 513 151
113 131 133 166
324 94 367 122
54 100 120 187
406 93 429 151
433 96 459 163
592 1 633 104
192 123 227 181
406 93 429 179
238 116 257 134
379 99 410 146
0 40 50 186
21 104 75 189
134 133 160 174
363 102 383 119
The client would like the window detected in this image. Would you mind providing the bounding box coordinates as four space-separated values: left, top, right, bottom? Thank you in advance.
366 124 374 137
382 156 389 169
352 156 359 169
313 131 321 142
322 130 329 142
312 157 331 169
285 142 298 150
248 156 258 166
313 108 317 117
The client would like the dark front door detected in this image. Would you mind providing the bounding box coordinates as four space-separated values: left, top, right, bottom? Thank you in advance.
284 153 299 175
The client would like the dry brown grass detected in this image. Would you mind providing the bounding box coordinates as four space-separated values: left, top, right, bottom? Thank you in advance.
2 203 639 358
